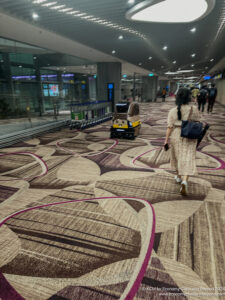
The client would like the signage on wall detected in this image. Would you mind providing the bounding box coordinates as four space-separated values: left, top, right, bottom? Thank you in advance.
214 74 222 80
107 83 114 102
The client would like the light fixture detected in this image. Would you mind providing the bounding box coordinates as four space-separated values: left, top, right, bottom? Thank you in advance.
148 73 154 76
128 0 135 4
123 74 128 78
32 12 39 19
33 0 47 3
148 56 152 60
112 50 116 54
191 53 196 57
190 27 196 32
33 57 37 60
42 2 57 7
33 0 147 41
51 5 65 10
163 45 168 50
173 60 176 64
118 35 124 40
210 58 214 62
165 71 179 75
126 0 215 23
19 65 22 68
177 69 194 73
191 64 195 67
138 62 142 66
59 8 73 13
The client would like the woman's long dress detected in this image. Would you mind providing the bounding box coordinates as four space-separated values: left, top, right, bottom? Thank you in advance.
167 104 200 176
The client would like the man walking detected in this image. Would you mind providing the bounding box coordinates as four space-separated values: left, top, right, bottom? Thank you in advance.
207 83 217 114
197 86 208 113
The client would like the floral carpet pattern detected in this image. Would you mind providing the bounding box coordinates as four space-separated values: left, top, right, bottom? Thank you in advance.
0 98 225 300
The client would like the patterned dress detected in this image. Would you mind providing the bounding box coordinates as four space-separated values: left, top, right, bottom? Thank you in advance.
167 104 200 176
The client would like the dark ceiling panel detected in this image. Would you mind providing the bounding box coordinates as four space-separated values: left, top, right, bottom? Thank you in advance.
0 0 224 78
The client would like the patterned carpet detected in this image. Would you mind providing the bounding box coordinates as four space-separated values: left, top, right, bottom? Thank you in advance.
0 98 225 300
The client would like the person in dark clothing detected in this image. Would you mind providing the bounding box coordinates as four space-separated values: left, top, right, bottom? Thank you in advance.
197 86 208 113
207 83 217 114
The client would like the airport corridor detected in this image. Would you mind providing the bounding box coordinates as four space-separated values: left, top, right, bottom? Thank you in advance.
0 98 225 300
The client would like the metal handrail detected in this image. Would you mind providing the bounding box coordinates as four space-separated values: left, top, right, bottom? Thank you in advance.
0 120 69 148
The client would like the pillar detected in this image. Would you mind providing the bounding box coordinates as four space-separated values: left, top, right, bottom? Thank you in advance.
2 53 16 112
170 81 177 94
142 76 159 102
34 58 44 116
97 62 121 111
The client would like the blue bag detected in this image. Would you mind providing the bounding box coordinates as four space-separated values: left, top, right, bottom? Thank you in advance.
181 106 203 139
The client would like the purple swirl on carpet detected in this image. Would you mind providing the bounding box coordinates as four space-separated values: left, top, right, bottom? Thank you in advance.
0 273 25 300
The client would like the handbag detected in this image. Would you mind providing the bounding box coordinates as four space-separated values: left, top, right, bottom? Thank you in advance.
181 106 203 139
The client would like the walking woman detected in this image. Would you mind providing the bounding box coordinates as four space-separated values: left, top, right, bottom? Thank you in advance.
164 87 200 195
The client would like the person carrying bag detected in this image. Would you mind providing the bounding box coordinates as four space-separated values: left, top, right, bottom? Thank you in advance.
164 87 202 196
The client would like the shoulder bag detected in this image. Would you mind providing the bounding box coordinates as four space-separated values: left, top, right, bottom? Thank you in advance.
181 106 203 139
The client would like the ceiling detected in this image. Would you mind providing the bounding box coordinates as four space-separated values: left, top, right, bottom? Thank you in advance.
0 0 225 81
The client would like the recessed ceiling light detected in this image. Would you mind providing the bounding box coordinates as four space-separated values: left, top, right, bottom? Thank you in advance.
191 64 195 67
173 60 176 64
33 57 37 60
128 0 135 4
32 12 39 19
138 62 142 66
190 27 196 32
112 50 116 54
19 65 22 68
118 35 124 40
210 58 214 62
205 66 208 69
163 45 168 50
191 53 196 57
126 0 215 23
148 56 152 60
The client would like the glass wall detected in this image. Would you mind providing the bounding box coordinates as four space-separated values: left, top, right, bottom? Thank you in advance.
0 37 112 121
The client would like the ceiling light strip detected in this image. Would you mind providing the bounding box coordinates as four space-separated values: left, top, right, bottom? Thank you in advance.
214 6 225 40
33 0 47 3
42 2 57 7
50 5 66 10
32 1 147 40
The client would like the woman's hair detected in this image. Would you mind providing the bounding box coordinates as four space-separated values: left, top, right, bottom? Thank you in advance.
176 87 191 120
